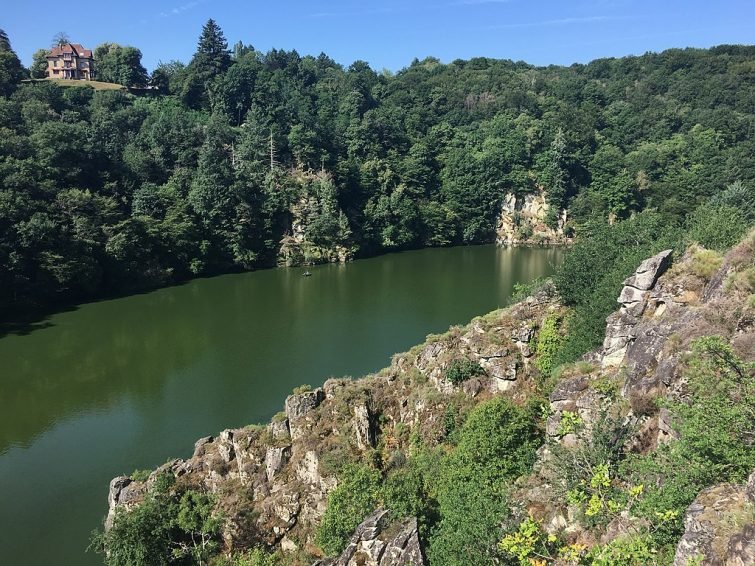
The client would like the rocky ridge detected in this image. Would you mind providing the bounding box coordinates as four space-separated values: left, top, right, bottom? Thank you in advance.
105 238 755 564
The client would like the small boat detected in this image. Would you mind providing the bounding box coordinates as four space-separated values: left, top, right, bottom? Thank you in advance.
303 271 312 277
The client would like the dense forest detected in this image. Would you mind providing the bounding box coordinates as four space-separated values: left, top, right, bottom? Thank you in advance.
1 22 754 320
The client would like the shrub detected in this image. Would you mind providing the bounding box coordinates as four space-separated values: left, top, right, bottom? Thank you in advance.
225 547 281 566
89 474 225 566
383 465 438 537
130 469 151 482
535 313 563 377
444 358 484 384
687 245 723 280
624 336 755 547
315 463 382 556
685 203 749 252
428 398 541 564
587 534 658 566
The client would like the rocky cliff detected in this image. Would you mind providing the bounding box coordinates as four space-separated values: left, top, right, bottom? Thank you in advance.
104 235 755 565
496 188 569 246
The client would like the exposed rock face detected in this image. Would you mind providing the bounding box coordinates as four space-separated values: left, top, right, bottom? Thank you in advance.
674 469 755 566
394 283 559 397
286 388 325 440
266 446 291 483
106 476 144 530
601 249 673 368
496 189 568 246
315 509 426 566
353 402 375 450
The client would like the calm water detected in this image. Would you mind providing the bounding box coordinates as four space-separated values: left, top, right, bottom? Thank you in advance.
0 245 562 565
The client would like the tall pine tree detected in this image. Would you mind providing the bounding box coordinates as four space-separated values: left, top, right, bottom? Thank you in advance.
182 19 232 109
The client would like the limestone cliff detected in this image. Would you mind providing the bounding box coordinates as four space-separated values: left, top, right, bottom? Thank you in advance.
496 188 569 246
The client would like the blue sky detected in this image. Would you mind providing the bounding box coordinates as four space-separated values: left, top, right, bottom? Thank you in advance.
4 0 754 72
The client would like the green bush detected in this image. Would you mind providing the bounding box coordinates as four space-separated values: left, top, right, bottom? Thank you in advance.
315 463 382 556
444 358 485 384
624 336 755 547
587 534 658 566
535 313 563 377
383 464 439 537
89 474 224 566
428 397 541 564
685 203 749 252
89 474 177 565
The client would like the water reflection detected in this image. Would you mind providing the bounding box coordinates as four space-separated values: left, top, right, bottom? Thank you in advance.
0 245 562 566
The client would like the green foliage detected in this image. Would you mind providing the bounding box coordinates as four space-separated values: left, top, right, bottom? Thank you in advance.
225 548 280 566
510 278 548 303
499 517 557 565
94 43 149 86
89 474 223 566
315 463 382 556
383 464 439 537
555 410 582 437
685 204 749 252
428 397 541 565
3 26 755 323
624 336 755 547
130 469 151 482
535 313 563 376
587 534 658 566
174 491 222 564
444 358 485 384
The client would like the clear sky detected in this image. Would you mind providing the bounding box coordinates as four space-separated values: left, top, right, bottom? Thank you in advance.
4 0 754 72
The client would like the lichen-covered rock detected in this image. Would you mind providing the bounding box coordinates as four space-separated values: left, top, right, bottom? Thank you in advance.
673 472 755 566
315 509 426 566
353 402 375 450
286 388 325 440
265 446 291 483
601 250 673 368
268 417 290 441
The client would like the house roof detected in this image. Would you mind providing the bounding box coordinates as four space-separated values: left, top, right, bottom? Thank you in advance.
48 43 93 59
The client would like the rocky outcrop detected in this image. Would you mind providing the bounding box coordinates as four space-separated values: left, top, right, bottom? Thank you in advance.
352 401 375 450
674 469 755 566
105 286 564 556
601 249 673 368
496 189 568 246
393 283 559 397
286 388 325 440
315 509 426 566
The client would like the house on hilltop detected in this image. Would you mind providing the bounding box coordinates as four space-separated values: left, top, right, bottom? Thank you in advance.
47 43 94 80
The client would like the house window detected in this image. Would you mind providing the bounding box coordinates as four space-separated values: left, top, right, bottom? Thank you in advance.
54 60 59 68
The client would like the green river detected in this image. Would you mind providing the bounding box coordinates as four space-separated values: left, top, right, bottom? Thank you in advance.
0 244 562 565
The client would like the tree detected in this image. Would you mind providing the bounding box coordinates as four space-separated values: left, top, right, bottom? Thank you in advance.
0 29 10 51
0 30 25 96
94 43 148 86
51 31 71 48
182 19 232 108
30 49 50 79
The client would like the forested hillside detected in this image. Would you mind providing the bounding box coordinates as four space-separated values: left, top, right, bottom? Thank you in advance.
1 21 754 316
